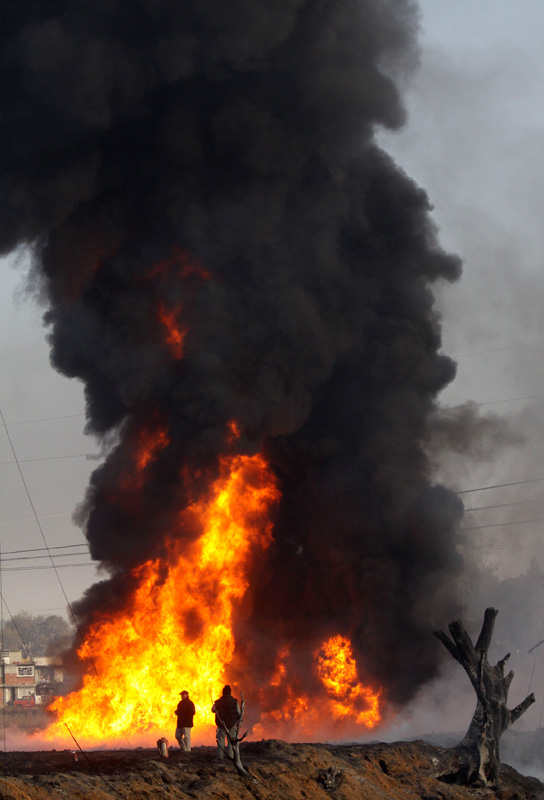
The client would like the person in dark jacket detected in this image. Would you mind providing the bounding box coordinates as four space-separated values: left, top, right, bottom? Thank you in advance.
174 690 196 751
211 685 240 760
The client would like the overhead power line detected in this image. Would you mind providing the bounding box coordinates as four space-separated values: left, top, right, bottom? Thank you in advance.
470 392 544 407
4 413 85 426
2 564 94 573
461 518 544 532
465 499 544 512
0 406 83 597
0 552 90 563
0 453 102 465
443 392 544 411
452 339 544 358
457 478 544 494
0 406 107 700
0 544 89 556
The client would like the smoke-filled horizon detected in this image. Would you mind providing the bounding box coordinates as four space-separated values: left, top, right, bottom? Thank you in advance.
1 0 466 714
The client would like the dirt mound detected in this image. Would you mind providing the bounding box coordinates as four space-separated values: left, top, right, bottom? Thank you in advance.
1 739 543 799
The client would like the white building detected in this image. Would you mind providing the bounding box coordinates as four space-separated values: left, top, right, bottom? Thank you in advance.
0 650 63 706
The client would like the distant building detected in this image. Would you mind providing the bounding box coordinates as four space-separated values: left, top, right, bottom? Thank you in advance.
0 650 63 706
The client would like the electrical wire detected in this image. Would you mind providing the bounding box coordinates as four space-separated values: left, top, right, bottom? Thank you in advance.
0 406 133 750
457 478 544 494
2 564 94 572
461 518 544 532
452 339 544 358
443 391 544 410
478 392 544 407
0 552 90 563
0 453 102 465
0 545 93 571
0 407 85 618
4 413 85 426
465 499 543 512
0 544 89 555
63 724 131 800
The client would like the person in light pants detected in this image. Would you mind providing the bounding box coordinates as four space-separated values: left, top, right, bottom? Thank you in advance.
174 690 196 751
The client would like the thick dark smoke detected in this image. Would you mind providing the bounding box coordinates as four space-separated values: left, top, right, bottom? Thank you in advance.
1 0 465 711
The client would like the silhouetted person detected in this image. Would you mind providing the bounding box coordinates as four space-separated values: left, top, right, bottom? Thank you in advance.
174 690 195 751
211 684 240 760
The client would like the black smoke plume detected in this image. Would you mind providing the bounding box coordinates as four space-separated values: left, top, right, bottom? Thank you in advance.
1 0 465 712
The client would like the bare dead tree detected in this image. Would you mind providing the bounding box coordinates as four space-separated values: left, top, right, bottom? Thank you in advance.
215 691 254 779
434 607 535 788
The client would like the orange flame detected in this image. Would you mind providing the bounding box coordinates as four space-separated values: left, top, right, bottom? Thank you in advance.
226 419 241 442
44 452 280 746
118 423 169 493
269 645 289 687
254 636 381 739
315 635 381 727
136 427 169 472
158 303 186 359
43 423 381 746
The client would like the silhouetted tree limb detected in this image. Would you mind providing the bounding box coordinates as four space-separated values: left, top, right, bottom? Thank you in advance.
434 607 535 788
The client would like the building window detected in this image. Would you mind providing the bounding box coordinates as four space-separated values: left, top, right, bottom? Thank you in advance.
16 666 34 677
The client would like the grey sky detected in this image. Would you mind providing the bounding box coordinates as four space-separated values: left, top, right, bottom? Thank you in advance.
0 256 99 615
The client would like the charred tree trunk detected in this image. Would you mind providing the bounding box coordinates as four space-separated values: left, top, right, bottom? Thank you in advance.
434 607 535 788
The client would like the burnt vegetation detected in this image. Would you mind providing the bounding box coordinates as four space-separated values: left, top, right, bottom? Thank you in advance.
435 607 535 788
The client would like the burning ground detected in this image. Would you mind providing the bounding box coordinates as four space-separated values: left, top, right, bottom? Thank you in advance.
1 0 469 745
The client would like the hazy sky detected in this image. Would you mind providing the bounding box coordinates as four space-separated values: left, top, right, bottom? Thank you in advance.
380 0 544 582
0 258 100 616
1 0 544 638
379 0 544 738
